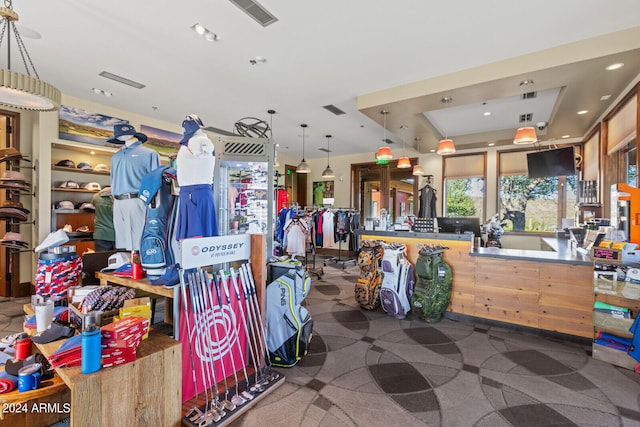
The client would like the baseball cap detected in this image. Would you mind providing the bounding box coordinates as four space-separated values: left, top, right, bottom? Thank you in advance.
77 162 93 171
83 182 101 191
75 202 96 212
56 159 75 168
0 147 30 163
59 180 80 189
94 163 109 172
55 200 74 210
101 252 131 272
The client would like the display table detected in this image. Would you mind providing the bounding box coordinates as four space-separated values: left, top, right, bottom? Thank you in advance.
95 271 180 338
31 330 181 427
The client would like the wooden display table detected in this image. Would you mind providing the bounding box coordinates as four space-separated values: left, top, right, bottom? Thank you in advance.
95 271 180 338
31 330 181 427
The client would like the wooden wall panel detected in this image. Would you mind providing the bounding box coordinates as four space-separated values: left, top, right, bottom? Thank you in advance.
538 316 594 338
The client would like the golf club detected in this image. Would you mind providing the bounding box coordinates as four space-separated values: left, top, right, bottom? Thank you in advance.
179 267 203 423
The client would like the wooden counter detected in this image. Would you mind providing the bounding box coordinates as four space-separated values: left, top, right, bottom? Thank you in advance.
32 330 182 427
357 231 594 338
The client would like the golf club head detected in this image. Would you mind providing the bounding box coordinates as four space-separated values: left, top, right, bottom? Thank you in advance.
222 399 236 411
231 393 246 406
186 407 203 422
213 401 227 417
250 383 265 393
241 390 255 401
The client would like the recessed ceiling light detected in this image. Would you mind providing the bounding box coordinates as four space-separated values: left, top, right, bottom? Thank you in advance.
519 79 534 88
90 151 95 155
249 56 267 65
577 110 589 115
488 142 495 146
429 149 435 153
191 23 218 41
483 111 491 116
561 135 570 139
600 95 611 101
606 62 624 71
91 87 112 97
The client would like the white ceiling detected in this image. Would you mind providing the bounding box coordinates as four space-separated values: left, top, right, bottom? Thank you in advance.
6 0 640 158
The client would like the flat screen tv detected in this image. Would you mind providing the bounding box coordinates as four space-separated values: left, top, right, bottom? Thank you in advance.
526 146 576 179
436 217 482 237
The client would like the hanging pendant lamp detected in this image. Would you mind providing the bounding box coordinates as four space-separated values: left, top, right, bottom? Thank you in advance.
437 97 456 155
0 1 61 111
376 110 393 160
513 126 538 144
296 123 311 174
321 134 335 178
412 164 425 176
397 124 411 168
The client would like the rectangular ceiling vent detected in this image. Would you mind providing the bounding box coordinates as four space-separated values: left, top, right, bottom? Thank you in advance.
521 91 537 100
229 0 278 27
204 126 236 136
99 71 145 89
323 104 346 115
318 148 332 153
519 113 533 123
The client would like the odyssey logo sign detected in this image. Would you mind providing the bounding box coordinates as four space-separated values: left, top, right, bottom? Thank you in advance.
182 235 251 268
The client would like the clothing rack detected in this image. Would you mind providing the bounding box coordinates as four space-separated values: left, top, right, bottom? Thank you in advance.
323 207 358 270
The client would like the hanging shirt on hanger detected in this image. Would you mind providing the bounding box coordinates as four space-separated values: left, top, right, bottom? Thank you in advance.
322 210 335 247
285 218 307 256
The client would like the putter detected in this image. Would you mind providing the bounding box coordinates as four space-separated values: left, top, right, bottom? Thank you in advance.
179 268 204 422
236 265 266 392
192 269 228 419
225 268 258 400
242 263 279 383
187 270 220 425
204 270 243 409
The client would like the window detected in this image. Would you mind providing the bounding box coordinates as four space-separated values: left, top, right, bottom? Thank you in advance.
626 145 637 186
443 154 486 220
499 149 577 232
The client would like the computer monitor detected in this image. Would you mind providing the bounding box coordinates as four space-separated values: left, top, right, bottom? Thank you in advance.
436 217 482 237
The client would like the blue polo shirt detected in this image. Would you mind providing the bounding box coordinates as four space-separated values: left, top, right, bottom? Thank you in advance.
110 141 160 196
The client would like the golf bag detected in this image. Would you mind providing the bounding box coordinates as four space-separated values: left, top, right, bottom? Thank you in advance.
266 266 313 367
411 245 453 322
355 240 384 310
380 243 415 319
139 166 177 276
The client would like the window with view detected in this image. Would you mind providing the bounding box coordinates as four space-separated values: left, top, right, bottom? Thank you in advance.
499 149 577 232
443 154 486 220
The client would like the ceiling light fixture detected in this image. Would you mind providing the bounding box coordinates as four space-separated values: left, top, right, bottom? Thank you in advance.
268 109 279 167
519 79 535 88
397 124 411 168
296 124 311 174
606 62 624 71
412 164 425 176
322 135 335 178
483 111 491 116
376 110 393 161
437 97 456 155
191 23 218 42
0 0 61 111
513 126 537 144
577 110 589 115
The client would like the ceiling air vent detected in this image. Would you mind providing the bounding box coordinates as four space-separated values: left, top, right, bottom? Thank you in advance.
323 104 346 115
521 91 537 100
99 71 145 89
519 113 533 123
229 0 278 27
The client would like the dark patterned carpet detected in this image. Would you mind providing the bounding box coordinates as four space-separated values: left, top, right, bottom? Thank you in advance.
232 261 640 427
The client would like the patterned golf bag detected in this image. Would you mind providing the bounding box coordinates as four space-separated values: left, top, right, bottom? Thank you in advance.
380 243 415 319
411 245 453 322
266 266 313 367
355 240 384 310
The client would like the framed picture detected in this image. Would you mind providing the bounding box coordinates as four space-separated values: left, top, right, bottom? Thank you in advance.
140 125 182 157
58 105 128 146
313 181 334 206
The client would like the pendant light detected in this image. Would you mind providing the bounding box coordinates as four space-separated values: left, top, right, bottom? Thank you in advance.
513 126 538 144
296 123 311 174
321 134 335 178
376 110 393 160
412 164 425 176
268 109 279 167
0 1 61 111
436 97 456 155
397 124 411 168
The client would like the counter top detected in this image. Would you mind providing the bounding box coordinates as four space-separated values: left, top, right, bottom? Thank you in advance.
354 229 591 265
355 229 474 242
471 237 592 265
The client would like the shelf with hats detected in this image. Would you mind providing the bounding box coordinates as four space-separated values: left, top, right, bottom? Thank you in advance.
51 165 111 175
52 188 100 193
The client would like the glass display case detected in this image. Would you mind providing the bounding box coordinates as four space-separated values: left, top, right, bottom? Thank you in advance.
215 136 274 253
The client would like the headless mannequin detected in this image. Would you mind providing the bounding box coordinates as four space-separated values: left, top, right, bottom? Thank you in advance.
111 131 160 250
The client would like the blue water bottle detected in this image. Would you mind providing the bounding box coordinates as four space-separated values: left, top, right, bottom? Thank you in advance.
81 312 102 374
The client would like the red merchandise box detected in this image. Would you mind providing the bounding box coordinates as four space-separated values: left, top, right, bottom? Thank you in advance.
101 330 144 349
100 316 149 341
102 351 137 368
101 345 136 360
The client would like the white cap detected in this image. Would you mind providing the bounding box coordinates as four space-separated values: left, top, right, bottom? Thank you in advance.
101 252 131 272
